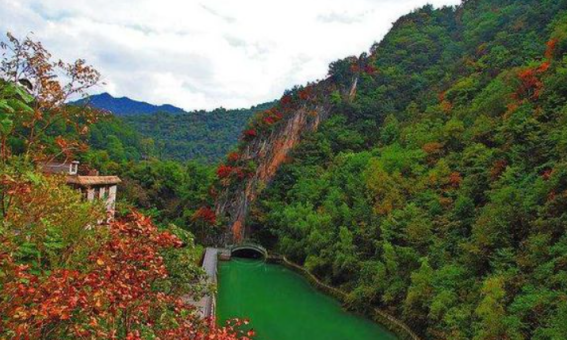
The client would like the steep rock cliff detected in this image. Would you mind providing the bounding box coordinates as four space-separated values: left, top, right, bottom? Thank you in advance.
216 105 328 242
213 53 374 243
214 77 358 242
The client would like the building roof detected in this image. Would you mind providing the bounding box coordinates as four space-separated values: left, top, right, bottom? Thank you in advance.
39 161 78 175
66 175 121 186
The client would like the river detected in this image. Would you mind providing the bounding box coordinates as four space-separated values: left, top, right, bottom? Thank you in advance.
217 258 398 340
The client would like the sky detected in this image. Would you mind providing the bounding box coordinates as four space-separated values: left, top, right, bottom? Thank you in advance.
1 0 461 111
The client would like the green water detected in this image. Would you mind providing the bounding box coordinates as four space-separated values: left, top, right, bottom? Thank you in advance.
217 258 398 340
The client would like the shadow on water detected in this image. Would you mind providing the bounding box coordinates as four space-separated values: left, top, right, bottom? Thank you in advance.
231 248 265 260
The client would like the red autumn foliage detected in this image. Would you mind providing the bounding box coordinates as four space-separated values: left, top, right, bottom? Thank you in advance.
438 91 453 113
259 109 284 127
515 43 554 102
441 100 453 113
263 116 275 125
364 64 378 75
422 142 444 154
243 129 258 140
193 206 217 225
280 94 292 107
227 152 240 163
545 38 558 60
0 212 252 340
506 102 519 114
216 164 251 183
298 87 312 101
217 164 234 179
538 61 551 73
233 167 246 180
449 172 462 188
517 68 544 100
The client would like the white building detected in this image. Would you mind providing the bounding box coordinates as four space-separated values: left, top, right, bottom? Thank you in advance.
66 175 121 218
40 161 121 219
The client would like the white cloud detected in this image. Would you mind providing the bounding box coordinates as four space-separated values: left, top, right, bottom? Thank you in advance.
0 0 461 110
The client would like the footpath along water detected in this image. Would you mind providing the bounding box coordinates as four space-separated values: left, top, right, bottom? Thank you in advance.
217 258 398 340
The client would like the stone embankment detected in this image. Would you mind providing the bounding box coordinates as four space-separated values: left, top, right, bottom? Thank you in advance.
193 247 230 318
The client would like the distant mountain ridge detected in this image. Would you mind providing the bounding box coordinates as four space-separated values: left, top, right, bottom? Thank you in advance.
73 92 185 115
76 91 276 163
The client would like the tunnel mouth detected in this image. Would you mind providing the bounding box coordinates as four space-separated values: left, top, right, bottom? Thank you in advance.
231 248 265 259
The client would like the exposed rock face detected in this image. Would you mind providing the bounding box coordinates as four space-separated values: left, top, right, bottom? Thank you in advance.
215 77 358 244
215 105 329 242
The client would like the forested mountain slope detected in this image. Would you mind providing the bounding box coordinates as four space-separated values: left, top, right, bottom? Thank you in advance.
215 0 567 339
123 102 273 163
73 93 272 163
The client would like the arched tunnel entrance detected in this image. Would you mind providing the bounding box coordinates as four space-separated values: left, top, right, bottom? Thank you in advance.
230 244 268 260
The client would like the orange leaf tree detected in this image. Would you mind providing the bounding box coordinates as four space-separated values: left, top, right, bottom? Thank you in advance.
0 32 102 163
0 197 250 340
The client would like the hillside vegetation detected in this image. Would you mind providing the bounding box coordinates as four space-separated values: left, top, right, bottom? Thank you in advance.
3 0 567 338
74 93 270 163
238 0 567 339
123 103 273 162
